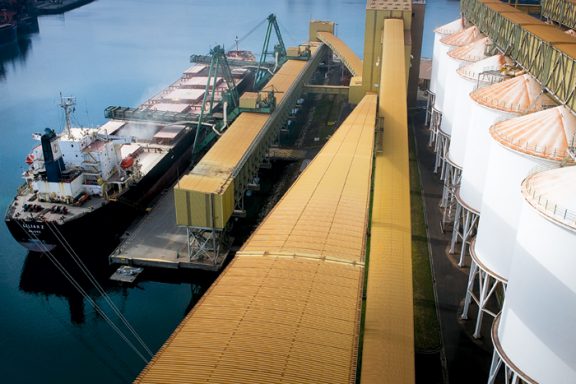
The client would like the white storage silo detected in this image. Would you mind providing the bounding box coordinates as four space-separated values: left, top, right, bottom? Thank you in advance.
440 37 491 136
434 37 491 176
430 18 464 97
451 74 553 266
461 106 576 339
434 26 483 117
440 55 512 229
489 165 576 384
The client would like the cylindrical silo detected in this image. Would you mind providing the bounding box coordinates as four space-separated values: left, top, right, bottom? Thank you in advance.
459 74 553 214
433 37 491 177
434 26 483 115
451 74 554 266
439 55 512 230
448 54 512 170
439 37 491 138
434 37 491 180
490 165 576 383
430 18 464 96
462 106 576 338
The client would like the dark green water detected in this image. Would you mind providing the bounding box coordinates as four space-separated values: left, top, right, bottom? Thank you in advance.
0 1 457 382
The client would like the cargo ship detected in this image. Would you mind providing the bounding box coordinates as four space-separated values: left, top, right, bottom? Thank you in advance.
5 52 254 252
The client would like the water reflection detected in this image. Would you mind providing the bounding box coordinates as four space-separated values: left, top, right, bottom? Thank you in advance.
0 16 39 81
19 250 116 324
19 249 216 325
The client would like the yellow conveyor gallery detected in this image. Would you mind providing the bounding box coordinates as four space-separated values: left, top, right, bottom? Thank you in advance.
135 93 378 384
316 31 363 77
174 55 315 229
361 19 414 383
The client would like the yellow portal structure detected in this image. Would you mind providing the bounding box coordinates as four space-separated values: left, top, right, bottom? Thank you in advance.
362 0 412 93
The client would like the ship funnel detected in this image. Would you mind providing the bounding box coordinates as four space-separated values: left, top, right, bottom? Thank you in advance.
41 128 65 182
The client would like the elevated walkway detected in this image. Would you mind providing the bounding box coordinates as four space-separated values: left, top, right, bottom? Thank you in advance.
134 93 378 384
361 19 414 384
317 31 363 77
462 0 576 111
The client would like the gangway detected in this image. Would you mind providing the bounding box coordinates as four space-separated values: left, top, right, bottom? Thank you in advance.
317 31 363 77
174 44 327 264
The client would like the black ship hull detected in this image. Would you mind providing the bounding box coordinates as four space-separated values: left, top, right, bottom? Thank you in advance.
5 126 216 254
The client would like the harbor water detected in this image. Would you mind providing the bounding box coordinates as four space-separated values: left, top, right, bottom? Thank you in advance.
0 1 458 382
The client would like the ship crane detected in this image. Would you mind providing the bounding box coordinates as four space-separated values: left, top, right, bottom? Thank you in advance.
254 14 287 89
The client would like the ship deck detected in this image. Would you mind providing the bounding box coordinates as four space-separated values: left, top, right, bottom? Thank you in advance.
9 192 103 225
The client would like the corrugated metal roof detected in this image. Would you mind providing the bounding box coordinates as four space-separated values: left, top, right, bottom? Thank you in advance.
490 105 576 161
135 94 378 384
522 166 576 231
448 36 491 62
485 2 520 13
457 54 512 81
470 73 555 113
433 18 463 35
420 58 432 80
524 24 576 44
440 25 483 47
554 42 576 57
177 57 310 196
501 11 540 25
361 19 414 384
178 113 269 194
317 31 363 77
240 94 377 264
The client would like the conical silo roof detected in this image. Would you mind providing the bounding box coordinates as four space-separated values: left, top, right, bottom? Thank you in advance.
490 106 576 162
433 18 464 35
448 36 491 62
522 165 576 231
440 25 482 47
457 54 512 81
470 73 554 113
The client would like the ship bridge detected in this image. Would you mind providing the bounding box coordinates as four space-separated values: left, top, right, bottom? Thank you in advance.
135 0 417 382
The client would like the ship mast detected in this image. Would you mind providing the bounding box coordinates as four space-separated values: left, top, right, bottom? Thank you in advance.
59 95 76 136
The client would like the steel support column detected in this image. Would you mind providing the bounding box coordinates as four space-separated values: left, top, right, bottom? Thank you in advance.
488 316 535 384
450 190 479 267
425 90 435 127
428 106 442 148
461 240 507 339
435 130 450 178
186 227 230 265
439 158 461 231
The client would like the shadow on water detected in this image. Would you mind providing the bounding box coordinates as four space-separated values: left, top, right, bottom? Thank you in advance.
19 248 121 324
0 16 39 80
19 242 220 325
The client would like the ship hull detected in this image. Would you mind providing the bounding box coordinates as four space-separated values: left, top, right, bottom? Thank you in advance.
5 126 216 254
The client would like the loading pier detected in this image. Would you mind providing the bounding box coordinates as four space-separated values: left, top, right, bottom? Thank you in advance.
134 1 419 383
